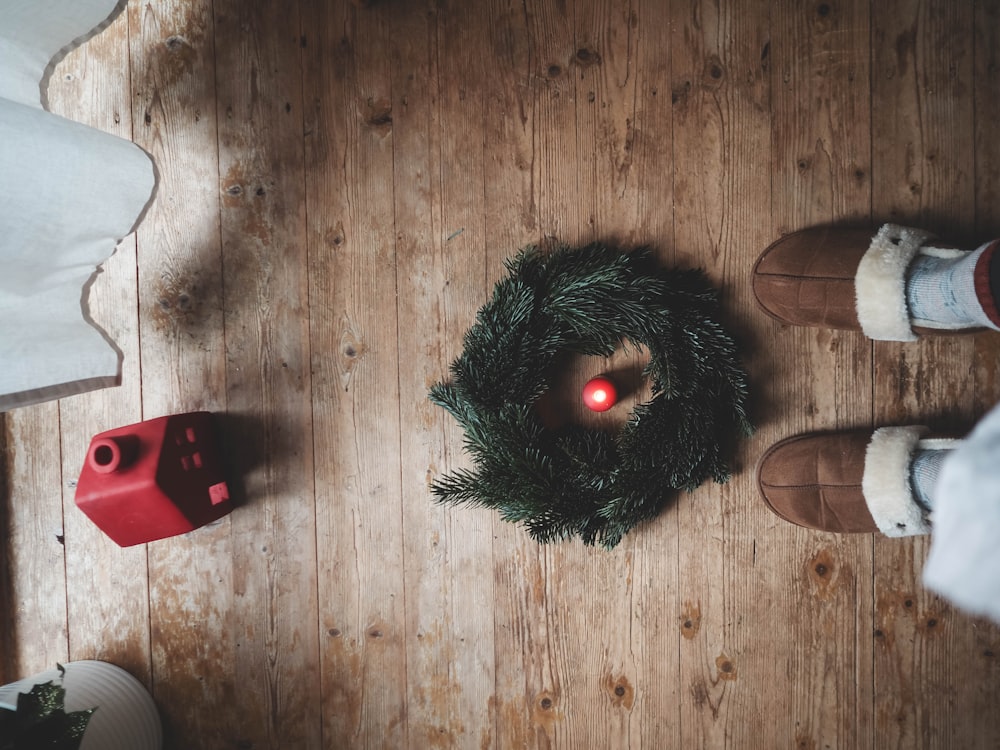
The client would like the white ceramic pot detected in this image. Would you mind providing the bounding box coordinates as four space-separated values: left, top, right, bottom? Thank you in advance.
0 660 162 750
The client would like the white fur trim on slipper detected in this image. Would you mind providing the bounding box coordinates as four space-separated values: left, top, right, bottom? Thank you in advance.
854 224 968 341
862 426 932 537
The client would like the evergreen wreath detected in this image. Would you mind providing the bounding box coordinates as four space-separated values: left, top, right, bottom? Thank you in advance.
429 244 753 549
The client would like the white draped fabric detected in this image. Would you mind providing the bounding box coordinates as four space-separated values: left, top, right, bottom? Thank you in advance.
924 402 1000 624
0 0 155 410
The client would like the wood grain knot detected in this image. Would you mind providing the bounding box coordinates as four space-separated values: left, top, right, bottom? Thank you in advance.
807 548 846 599
532 690 563 730
365 97 393 135
671 80 692 105
325 221 346 249
151 274 206 334
715 653 737 681
339 329 367 369
164 35 189 51
604 674 635 708
574 46 601 68
919 610 944 637
703 56 725 87
680 600 702 639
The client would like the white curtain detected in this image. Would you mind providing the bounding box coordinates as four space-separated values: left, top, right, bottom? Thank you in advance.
0 0 155 411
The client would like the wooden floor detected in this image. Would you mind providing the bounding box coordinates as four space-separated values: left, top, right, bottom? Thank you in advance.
4 0 1000 747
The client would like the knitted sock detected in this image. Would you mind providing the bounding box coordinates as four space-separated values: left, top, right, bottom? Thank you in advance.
904 242 1000 330
909 448 951 512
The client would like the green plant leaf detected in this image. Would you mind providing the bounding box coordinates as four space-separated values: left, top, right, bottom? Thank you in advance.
0 668 96 750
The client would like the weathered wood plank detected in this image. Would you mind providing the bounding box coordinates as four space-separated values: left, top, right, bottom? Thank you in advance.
969 0 1000 740
481 2 563 747
0 414 10 683
46 4 153 690
562 3 646 748
213 0 321 746
0 404 67 679
563 2 680 749
574 0 644 247
502 2 585 748
127 0 235 746
391 7 451 742
871 1 1000 748
974 0 1000 241
391 0 498 746
670 0 774 746
973 0 1000 418
768 1 876 747
530 0 584 250
301 1 406 746
620 2 683 747
670 3 734 746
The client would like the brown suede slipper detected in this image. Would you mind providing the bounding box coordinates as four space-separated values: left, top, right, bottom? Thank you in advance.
752 224 981 341
757 431 879 533
756 427 950 536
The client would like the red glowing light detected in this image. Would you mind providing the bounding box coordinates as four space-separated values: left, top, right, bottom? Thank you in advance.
582 376 618 412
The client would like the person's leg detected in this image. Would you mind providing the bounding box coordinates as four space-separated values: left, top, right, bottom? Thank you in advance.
909 447 952 511
905 239 1000 330
923 403 1000 624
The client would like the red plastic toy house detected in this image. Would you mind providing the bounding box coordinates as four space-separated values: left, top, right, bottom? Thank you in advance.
75 412 232 546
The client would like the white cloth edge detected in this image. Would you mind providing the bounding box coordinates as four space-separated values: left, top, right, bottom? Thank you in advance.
924 404 1000 624
0 0 156 410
